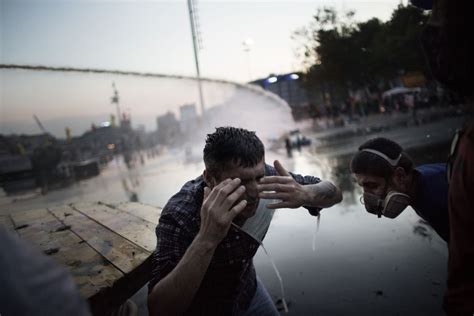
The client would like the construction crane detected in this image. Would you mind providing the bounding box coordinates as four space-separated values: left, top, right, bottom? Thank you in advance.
33 114 50 135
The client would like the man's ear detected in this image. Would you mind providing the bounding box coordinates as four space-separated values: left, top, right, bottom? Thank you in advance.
203 169 214 188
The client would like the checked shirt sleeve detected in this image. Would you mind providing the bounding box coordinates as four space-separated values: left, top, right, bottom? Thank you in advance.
148 207 196 292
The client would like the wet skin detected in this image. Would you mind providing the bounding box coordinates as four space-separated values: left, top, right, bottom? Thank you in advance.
206 159 265 220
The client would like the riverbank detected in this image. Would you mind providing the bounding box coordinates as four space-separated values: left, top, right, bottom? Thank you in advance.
303 106 468 159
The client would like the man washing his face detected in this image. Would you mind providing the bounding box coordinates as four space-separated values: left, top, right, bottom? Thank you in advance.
148 126 342 315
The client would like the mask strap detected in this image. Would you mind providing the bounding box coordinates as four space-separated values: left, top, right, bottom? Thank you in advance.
361 149 401 166
231 223 289 313
376 200 383 218
377 176 393 218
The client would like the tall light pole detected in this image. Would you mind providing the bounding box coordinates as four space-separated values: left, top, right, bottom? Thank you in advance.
187 0 205 115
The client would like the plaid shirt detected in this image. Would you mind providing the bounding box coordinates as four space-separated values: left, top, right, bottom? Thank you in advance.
149 164 321 315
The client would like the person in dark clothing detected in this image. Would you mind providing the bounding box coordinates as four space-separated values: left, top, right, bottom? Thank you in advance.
0 227 91 316
147 127 342 316
350 137 449 242
445 122 474 314
411 0 474 312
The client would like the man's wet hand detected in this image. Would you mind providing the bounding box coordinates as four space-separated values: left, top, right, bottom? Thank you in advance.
257 160 310 209
198 178 247 246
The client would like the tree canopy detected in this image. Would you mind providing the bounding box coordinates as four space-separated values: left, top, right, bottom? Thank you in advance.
294 4 430 96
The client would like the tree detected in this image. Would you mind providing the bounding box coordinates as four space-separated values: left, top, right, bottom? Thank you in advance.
294 4 430 107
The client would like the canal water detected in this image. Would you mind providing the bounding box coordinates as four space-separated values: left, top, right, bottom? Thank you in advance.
254 144 449 316
1 139 451 315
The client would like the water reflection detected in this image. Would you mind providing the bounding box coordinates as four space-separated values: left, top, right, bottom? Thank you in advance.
413 219 434 242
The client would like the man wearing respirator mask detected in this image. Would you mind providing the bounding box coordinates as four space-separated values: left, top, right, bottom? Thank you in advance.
350 137 449 243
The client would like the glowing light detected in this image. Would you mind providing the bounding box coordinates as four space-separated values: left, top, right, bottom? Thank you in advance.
267 76 278 84
242 38 254 48
101 121 111 127
290 74 299 80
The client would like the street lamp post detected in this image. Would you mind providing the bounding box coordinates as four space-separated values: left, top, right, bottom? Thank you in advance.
187 0 205 115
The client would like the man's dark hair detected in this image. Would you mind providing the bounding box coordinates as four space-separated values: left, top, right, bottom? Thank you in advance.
203 127 264 176
350 137 414 178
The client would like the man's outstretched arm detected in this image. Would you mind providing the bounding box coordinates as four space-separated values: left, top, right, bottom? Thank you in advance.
258 160 342 209
301 180 342 208
148 178 247 316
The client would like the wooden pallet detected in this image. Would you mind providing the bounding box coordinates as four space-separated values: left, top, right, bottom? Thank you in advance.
1 201 162 315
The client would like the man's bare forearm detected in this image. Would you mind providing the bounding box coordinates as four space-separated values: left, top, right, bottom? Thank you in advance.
148 234 217 316
303 180 342 208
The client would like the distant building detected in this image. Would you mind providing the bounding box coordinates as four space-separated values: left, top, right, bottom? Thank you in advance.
156 111 180 145
120 113 132 130
250 73 310 120
179 103 198 137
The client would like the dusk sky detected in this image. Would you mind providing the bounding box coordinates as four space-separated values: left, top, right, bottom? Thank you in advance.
1 0 403 136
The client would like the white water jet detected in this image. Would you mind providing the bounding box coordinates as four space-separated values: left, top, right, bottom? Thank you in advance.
0 68 295 146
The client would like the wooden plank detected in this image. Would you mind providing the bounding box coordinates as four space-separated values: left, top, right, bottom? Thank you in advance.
10 208 124 300
11 208 56 228
108 201 162 225
88 255 153 316
53 242 123 300
49 204 150 274
10 208 75 250
73 202 157 252
50 204 153 316
0 214 15 230
7 203 158 315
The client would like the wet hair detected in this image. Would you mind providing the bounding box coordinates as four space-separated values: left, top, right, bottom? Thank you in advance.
350 137 414 179
203 127 264 176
